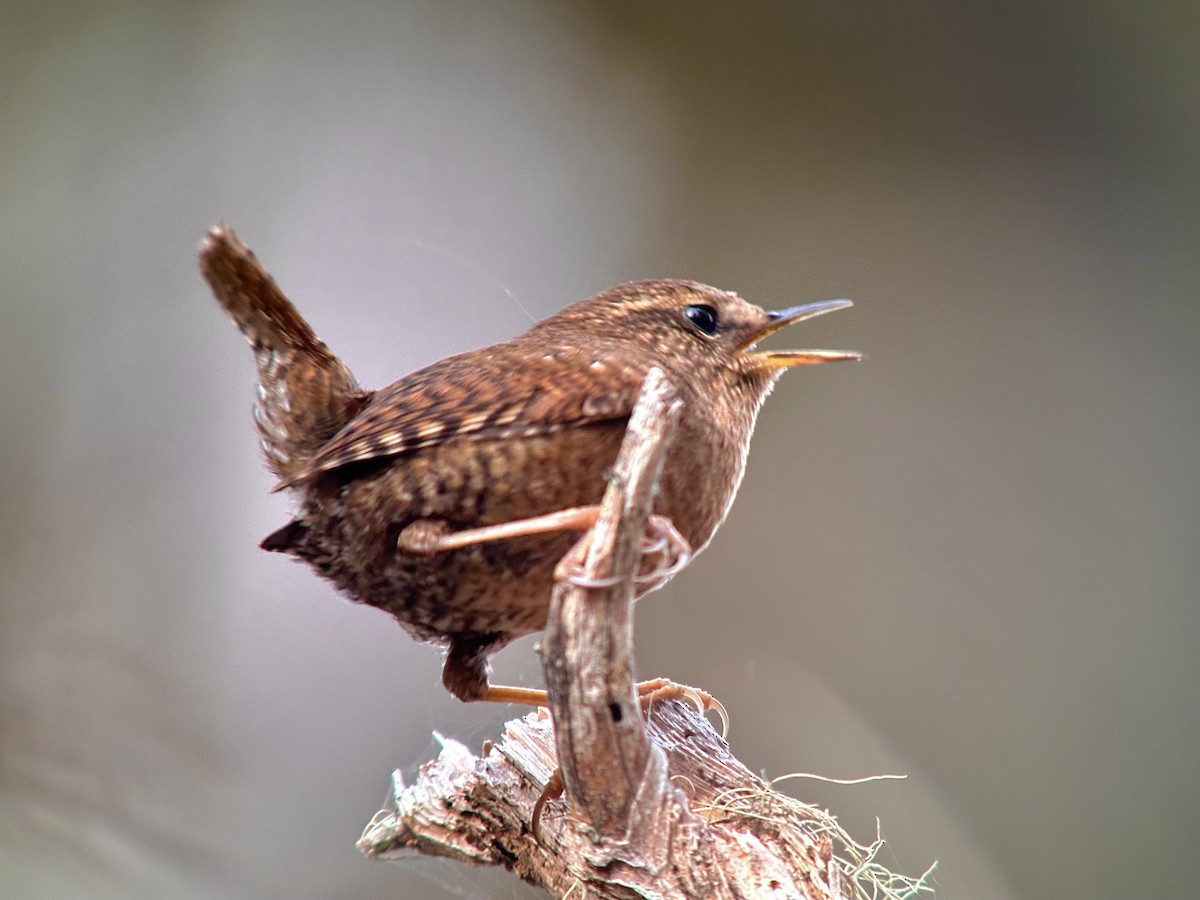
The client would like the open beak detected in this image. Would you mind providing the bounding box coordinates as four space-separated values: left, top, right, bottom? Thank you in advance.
742 298 862 368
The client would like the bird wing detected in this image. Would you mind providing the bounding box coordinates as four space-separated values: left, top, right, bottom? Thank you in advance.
276 342 649 489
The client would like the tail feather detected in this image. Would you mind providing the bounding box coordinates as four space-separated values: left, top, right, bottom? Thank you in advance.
199 224 368 483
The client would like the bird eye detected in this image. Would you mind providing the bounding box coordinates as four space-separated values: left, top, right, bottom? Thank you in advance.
683 304 719 337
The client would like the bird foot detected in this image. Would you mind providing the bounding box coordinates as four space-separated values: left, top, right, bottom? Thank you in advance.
531 676 728 839
553 513 692 589
635 676 729 738
633 514 692 588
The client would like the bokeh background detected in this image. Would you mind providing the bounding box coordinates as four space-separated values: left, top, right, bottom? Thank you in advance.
3 3 1197 898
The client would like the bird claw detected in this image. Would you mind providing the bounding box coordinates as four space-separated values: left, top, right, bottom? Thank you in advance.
564 572 625 589
637 677 729 739
554 538 623 587
634 514 692 587
554 513 692 590
530 678 730 840
531 767 565 842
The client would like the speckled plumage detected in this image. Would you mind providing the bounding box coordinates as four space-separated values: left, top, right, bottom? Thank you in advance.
200 224 858 702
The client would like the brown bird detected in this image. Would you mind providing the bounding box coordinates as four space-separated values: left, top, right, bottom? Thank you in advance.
199 224 859 706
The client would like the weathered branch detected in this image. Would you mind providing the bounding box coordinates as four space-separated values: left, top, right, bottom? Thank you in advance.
537 366 681 842
358 370 888 898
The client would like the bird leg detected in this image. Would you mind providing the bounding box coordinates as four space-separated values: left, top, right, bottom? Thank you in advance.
455 675 727 729
398 505 691 589
398 506 602 554
434 506 694 706
446 645 725 733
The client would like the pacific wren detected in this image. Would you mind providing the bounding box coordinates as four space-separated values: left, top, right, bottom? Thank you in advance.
199 224 859 704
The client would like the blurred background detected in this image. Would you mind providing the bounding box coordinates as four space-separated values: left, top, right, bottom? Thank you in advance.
3 2 1197 898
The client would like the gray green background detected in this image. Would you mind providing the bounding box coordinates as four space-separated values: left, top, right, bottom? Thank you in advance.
3 3 1197 898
